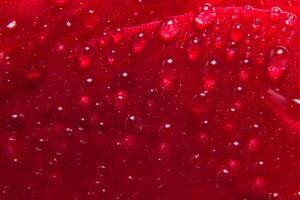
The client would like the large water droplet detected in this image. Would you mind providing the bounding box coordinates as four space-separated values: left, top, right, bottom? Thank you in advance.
158 18 179 42
267 46 289 81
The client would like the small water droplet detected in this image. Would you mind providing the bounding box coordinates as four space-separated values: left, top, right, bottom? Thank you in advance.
132 32 148 54
6 20 17 29
78 47 93 69
5 112 25 131
267 46 289 81
243 5 254 19
202 58 220 90
252 18 262 31
124 114 143 133
112 28 124 44
226 47 237 60
158 18 179 42
194 10 216 30
230 24 244 42
199 3 215 13
285 13 297 28
189 91 211 115
159 122 174 139
114 90 128 110
269 7 282 22
186 37 202 62
160 57 177 89
117 71 134 90
84 12 99 29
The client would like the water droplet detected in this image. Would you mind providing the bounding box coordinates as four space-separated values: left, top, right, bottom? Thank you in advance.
117 71 134 90
199 3 215 13
202 58 220 90
78 47 93 69
269 7 282 22
160 57 177 89
120 135 137 151
84 12 100 29
158 18 179 42
285 13 297 28
112 28 124 44
230 24 244 42
132 32 148 54
243 5 254 19
226 47 237 60
124 114 143 133
5 112 25 131
6 20 17 29
267 46 289 81
252 18 262 31
159 122 174 140
194 10 216 30
114 90 128 110
186 37 202 62
189 91 211 115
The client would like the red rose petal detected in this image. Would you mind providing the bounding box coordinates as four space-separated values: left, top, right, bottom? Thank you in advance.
1 2 300 200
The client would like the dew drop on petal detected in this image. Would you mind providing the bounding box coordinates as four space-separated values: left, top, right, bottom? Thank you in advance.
114 90 128 110
285 13 297 28
267 46 289 81
189 91 210 115
124 114 143 133
252 18 262 32
199 3 215 13
117 71 134 90
269 7 282 22
159 122 174 139
132 32 148 54
194 11 216 31
6 20 17 29
160 57 177 89
5 112 25 131
243 5 254 19
158 18 179 42
230 24 244 42
186 37 202 62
